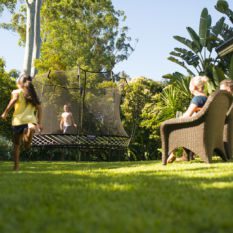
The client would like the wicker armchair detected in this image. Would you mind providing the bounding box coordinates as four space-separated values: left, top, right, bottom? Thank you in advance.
160 91 232 165
224 104 233 160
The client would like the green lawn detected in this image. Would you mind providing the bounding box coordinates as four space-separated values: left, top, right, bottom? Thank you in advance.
1 159 233 233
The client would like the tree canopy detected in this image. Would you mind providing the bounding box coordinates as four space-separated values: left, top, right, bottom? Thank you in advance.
0 0 16 14
1 0 134 73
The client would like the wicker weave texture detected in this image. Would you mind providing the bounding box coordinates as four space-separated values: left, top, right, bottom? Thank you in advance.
160 91 232 165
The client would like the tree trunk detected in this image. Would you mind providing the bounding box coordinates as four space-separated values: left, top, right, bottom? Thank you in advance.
31 0 42 77
23 0 35 76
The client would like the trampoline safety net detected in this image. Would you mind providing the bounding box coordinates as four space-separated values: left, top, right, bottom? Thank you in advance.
32 69 130 149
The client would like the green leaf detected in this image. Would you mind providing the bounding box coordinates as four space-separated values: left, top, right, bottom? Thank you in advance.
212 17 225 36
215 0 233 23
168 56 195 75
174 47 200 67
215 0 229 13
229 55 233 80
187 27 202 52
162 72 184 81
199 8 210 47
173 35 199 53
212 66 225 87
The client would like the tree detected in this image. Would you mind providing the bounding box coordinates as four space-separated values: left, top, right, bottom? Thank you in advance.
0 58 16 139
35 0 134 72
2 0 133 74
0 0 16 14
0 0 42 76
141 76 191 141
168 7 233 90
24 0 42 76
121 77 164 160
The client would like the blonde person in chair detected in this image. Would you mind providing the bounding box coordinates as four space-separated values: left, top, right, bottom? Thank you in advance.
167 75 209 163
60 104 77 134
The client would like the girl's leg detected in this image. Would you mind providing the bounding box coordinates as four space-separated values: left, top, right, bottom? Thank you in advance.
13 134 23 171
167 151 176 163
23 123 36 149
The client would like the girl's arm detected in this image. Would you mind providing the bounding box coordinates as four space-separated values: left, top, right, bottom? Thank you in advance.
182 103 198 118
36 104 43 131
1 92 19 119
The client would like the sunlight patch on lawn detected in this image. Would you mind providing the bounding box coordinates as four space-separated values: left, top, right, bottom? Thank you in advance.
200 181 233 189
95 183 134 192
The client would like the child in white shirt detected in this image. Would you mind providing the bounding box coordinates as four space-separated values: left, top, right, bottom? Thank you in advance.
60 104 77 134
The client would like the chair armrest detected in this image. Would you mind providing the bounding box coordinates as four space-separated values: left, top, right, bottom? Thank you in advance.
161 111 205 129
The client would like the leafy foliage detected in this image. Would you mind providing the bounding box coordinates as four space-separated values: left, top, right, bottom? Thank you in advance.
215 0 233 23
0 5 26 46
0 58 16 139
169 6 233 90
120 77 164 160
37 0 134 71
0 0 16 15
141 75 191 140
1 0 134 72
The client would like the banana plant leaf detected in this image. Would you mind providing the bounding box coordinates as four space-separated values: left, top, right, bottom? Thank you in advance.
206 35 222 52
215 0 233 23
215 0 229 13
199 8 211 47
174 47 200 67
187 27 202 52
221 24 233 41
229 55 233 79
212 66 226 87
173 36 199 53
212 17 225 36
168 56 195 75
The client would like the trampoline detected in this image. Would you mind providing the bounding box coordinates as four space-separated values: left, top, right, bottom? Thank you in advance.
32 67 130 150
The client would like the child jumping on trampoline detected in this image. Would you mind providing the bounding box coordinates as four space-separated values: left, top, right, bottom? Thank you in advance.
60 104 77 134
1 74 42 171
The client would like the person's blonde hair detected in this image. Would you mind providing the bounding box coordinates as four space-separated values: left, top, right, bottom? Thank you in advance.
189 75 209 93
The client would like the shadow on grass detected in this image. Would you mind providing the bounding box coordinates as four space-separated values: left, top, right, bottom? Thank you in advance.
0 160 154 172
0 160 233 233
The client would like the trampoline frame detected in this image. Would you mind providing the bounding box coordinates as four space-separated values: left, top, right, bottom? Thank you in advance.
32 134 130 150
32 66 130 150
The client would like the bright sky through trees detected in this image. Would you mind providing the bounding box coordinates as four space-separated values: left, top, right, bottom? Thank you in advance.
0 0 232 80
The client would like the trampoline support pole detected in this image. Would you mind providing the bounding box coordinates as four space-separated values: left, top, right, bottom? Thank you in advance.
80 71 87 133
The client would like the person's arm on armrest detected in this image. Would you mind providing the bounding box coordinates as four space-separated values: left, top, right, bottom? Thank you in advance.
182 103 198 118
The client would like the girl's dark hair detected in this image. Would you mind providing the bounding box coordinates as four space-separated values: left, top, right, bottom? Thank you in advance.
21 75 41 106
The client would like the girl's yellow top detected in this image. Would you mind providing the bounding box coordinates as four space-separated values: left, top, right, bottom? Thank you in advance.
12 89 37 126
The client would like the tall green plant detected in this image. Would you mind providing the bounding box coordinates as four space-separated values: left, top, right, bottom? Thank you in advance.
215 0 233 24
0 58 16 139
141 77 191 141
168 7 233 89
121 77 164 160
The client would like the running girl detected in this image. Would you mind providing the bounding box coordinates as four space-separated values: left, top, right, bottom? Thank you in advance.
1 75 42 171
